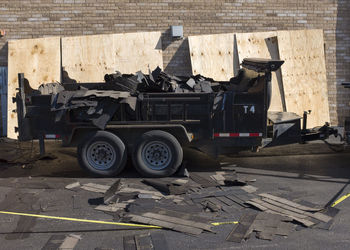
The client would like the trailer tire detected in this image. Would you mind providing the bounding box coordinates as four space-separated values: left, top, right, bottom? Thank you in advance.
132 130 183 177
77 131 127 177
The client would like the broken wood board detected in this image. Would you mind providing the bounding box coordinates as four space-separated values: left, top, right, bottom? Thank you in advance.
58 234 81 250
226 211 257 243
81 183 110 193
7 37 61 139
142 212 213 232
277 29 330 127
65 182 81 190
252 212 294 240
130 214 203 235
188 33 235 81
236 32 285 112
104 179 121 204
247 198 315 227
62 31 163 83
258 193 322 212
118 187 164 199
94 203 127 212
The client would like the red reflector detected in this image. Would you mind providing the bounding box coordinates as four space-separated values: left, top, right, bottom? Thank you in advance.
249 133 260 137
229 133 239 137
214 132 262 138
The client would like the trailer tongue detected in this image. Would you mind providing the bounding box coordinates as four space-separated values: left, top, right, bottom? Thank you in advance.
14 58 338 177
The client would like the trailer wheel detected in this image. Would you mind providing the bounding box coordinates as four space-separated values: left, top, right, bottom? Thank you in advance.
132 130 183 177
77 131 127 177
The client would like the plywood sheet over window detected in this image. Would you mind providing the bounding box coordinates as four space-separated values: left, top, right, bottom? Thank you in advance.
7 37 61 139
236 32 285 112
277 29 330 127
188 33 235 81
62 31 163 83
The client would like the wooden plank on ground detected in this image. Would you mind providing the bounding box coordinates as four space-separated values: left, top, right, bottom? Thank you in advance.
277 29 330 127
134 234 152 250
259 193 322 212
250 198 308 219
236 32 284 112
62 31 163 83
226 211 257 243
130 214 203 235
7 37 61 139
261 197 331 222
142 212 212 232
246 200 315 227
188 33 235 81
81 183 110 193
151 232 169 250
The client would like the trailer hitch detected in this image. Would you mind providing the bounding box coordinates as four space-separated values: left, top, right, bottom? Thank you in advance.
300 109 339 143
301 122 338 143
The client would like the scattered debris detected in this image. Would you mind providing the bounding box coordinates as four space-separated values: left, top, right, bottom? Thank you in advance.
123 232 169 250
151 231 169 250
58 234 81 250
94 203 128 212
246 193 333 228
81 183 110 193
314 206 340 230
118 187 164 198
129 212 213 235
42 235 67 250
226 211 258 243
143 179 188 195
172 179 189 185
103 179 121 204
258 193 322 212
176 162 190 177
241 185 258 194
65 182 81 190
22 167 339 245
190 173 218 188
251 212 295 241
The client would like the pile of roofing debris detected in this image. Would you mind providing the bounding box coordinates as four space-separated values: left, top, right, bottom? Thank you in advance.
102 66 252 94
66 169 339 246
39 67 260 129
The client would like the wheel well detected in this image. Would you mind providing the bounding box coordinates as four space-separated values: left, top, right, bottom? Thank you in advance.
67 125 191 149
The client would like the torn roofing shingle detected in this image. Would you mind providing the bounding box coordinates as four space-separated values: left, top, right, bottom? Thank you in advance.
226 211 258 243
258 193 323 212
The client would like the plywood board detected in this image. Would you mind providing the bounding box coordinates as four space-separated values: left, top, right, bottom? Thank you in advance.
7 37 61 139
62 31 163 83
113 32 163 75
188 33 234 81
236 32 285 112
277 29 330 127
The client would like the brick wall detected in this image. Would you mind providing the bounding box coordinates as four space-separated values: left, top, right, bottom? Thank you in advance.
0 0 349 125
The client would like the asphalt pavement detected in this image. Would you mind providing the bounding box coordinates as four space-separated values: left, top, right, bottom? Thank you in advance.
0 141 349 250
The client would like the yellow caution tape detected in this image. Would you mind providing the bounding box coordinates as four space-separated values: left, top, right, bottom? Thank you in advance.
331 193 350 207
0 211 161 229
211 221 238 226
0 210 237 229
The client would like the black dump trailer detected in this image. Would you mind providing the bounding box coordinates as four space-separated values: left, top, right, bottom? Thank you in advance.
14 58 338 177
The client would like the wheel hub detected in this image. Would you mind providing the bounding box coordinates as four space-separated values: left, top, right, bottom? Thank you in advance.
86 141 116 170
142 141 172 170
